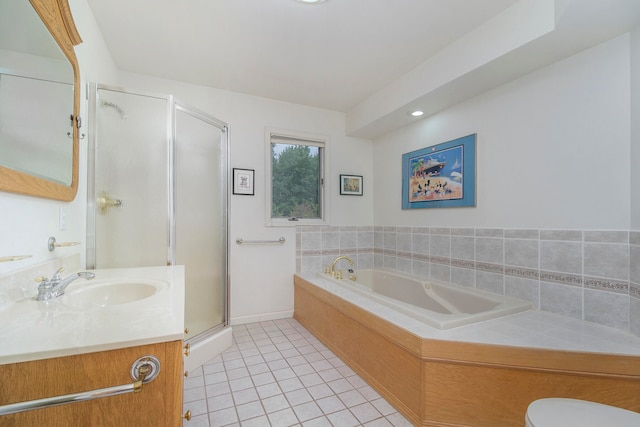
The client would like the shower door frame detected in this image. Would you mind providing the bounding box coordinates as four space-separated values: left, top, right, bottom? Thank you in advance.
86 83 230 341
172 98 230 342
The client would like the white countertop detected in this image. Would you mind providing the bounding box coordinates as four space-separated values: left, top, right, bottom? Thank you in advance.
299 273 640 357
0 266 185 365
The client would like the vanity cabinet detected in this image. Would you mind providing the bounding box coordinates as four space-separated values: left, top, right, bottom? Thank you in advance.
0 340 183 427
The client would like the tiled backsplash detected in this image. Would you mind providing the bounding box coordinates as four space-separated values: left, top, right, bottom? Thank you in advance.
297 226 640 336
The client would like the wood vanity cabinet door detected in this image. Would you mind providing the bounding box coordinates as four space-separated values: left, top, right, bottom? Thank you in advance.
0 340 184 427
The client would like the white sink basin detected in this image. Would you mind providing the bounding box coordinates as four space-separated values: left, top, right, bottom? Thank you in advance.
61 279 168 309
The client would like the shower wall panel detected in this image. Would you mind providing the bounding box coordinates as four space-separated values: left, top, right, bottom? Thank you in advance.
94 89 169 268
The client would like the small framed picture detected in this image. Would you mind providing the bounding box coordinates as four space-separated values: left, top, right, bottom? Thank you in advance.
233 168 255 195
339 174 363 196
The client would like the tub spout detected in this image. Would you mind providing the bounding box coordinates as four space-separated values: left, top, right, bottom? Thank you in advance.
330 256 355 277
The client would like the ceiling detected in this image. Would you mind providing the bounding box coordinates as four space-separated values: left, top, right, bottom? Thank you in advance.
85 0 518 112
85 0 640 138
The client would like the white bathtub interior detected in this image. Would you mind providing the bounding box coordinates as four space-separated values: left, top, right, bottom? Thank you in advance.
321 269 533 329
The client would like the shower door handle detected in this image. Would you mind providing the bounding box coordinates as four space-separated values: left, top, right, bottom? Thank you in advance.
97 191 123 215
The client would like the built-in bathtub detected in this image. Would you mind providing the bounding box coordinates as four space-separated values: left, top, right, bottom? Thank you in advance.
320 269 532 329
294 272 640 426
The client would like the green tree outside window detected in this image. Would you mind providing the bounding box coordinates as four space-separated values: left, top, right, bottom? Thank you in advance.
271 143 321 219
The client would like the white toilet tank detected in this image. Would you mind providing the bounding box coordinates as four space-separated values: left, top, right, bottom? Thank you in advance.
526 398 640 427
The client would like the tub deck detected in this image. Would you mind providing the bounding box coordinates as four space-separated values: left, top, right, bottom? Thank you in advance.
294 274 640 427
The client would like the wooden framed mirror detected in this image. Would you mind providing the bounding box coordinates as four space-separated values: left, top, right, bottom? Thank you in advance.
0 0 82 201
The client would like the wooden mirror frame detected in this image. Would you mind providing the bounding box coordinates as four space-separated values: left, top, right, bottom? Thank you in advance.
0 0 82 201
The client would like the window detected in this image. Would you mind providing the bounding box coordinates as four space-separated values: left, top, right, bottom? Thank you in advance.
266 129 327 226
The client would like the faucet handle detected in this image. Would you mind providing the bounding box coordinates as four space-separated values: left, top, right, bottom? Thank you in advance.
35 275 50 285
51 267 65 282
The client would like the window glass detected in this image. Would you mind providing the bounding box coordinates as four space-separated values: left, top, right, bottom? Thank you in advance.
271 143 321 219
266 130 326 226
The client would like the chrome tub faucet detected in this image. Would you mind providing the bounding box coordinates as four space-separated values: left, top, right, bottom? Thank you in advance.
36 267 95 301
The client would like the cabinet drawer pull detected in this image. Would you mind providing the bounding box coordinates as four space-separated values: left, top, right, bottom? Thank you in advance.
183 410 192 421
0 355 161 416
184 343 191 357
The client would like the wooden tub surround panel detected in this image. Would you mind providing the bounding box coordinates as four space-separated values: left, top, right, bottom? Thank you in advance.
294 276 423 418
293 275 640 427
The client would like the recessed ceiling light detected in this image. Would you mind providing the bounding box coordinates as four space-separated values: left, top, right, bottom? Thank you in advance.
295 0 327 3
410 110 424 117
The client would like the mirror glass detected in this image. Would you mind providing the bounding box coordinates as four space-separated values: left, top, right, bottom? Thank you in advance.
0 2 76 189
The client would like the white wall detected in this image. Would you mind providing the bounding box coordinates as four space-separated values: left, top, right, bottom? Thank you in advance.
373 34 632 230
109 72 374 324
6 0 633 326
1 0 373 322
0 0 117 278
631 24 640 230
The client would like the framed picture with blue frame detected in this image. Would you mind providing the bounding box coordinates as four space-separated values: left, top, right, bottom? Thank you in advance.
401 134 476 209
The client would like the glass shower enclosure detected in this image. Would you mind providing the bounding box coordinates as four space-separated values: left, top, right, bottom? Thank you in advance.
86 83 228 345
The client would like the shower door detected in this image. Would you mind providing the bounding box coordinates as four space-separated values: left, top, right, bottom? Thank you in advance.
88 84 228 342
174 102 228 337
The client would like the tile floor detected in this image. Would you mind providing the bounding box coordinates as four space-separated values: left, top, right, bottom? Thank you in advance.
183 318 412 427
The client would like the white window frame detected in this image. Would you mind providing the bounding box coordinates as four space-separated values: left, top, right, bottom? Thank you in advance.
265 127 329 227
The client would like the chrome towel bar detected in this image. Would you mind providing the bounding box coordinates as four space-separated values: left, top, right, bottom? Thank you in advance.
235 237 286 245
0 355 160 416
0 255 32 263
48 236 81 252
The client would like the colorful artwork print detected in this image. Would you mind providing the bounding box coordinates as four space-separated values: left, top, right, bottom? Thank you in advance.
408 145 463 202
402 134 476 209
340 174 363 195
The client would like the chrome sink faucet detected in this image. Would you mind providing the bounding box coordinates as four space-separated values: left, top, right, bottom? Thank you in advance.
330 256 355 279
36 267 95 301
